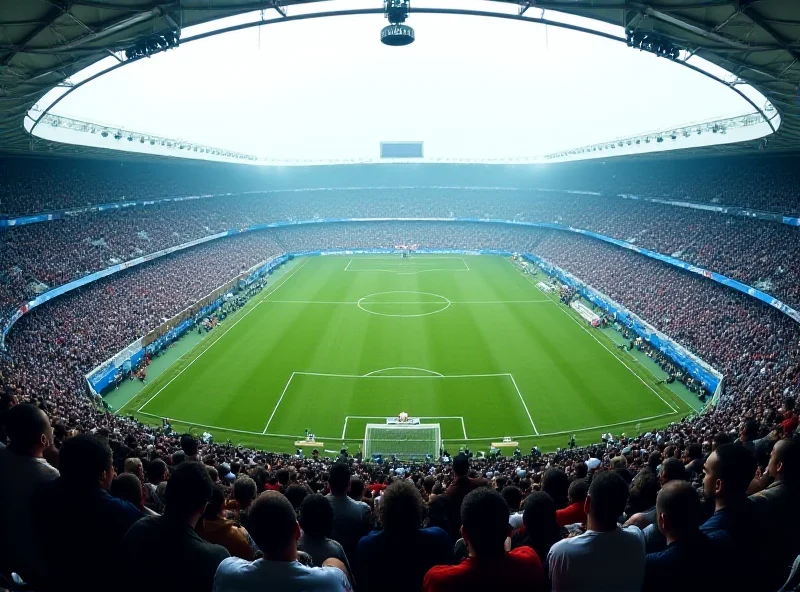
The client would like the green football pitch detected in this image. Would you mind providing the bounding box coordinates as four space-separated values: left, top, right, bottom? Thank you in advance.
122 255 692 454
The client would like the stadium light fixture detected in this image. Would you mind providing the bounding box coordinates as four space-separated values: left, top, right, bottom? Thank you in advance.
381 0 414 46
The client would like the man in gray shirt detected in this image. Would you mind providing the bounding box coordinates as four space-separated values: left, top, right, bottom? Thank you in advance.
325 462 371 561
0 404 59 584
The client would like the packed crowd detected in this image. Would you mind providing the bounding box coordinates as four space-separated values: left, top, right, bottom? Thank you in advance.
1 180 800 589
1 403 798 592
3 184 800 324
3 154 800 216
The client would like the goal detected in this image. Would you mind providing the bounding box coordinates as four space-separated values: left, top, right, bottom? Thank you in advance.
363 423 441 459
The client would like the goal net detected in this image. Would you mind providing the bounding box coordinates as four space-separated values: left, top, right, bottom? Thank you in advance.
363 423 441 459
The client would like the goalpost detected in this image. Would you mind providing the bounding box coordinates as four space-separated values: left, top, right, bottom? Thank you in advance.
363 423 441 459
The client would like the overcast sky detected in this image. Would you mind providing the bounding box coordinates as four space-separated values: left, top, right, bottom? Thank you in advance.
49 0 759 161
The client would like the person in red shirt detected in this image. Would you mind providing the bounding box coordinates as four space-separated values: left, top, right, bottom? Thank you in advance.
556 479 589 527
424 488 545 592
780 397 798 436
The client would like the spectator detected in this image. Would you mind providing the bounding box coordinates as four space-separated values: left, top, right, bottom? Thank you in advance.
444 453 487 533
0 404 59 583
120 461 230 592
624 469 660 528
555 479 588 526
124 457 144 482
750 438 800 587
512 490 563 577
231 475 258 529
357 480 453 592
501 485 523 528
781 398 798 436
325 462 371 562
700 443 765 591
643 481 717 592
548 470 645 592
739 419 760 453
541 468 570 509
641 457 690 552
144 458 168 513
424 488 545 592
111 472 158 516
286 483 311 513
35 434 142 592
213 491 352 591
197 484 256 560
298 494 351 569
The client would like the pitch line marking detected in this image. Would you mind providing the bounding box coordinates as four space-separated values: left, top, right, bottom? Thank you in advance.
294 371 511 379
263 372 297 433
473 410 681 442
128 257 311 415
137 410 678 446
357 291 451 318
509 257 680 415
263 299 552 305
362 367 445 377
509 373 539 435
344 257 470 275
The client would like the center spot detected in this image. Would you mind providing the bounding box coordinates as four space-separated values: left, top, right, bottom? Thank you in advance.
357 291 451 318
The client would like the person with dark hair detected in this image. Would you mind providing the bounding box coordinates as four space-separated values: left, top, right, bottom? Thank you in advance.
683 443 704 478
120 461 230 592
214 491 352 591
144 458 168 513
424 488 544 592
286 483 311 512
35 434 142 592
325 462 371 562
641 457 691 553
541 468 570 509
180 433 199 460
197 484 255 560
700 443 765 591
512 490 564 576
739 418 761 453
750 438 800 588
444 453 487 534
555 479 588 526
230 475 258 529
111 472 157 516
548 470 645 592
0 404 59 583
501 485 523 528
624 469 660 528
357 480 453 591
298 494 350 569
643 481 717 592
781 397 798 436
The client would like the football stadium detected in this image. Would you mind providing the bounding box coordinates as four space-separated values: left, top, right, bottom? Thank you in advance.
1 1 799 591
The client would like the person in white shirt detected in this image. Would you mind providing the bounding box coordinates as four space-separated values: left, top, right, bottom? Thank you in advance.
214 491 352 592
0 403 59 584
548 471 645 592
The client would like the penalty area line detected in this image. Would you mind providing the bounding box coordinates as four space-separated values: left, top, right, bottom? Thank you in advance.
508 374 538 435
263 372 297 433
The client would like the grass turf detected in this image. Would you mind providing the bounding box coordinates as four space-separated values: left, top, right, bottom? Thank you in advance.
121 255 693 454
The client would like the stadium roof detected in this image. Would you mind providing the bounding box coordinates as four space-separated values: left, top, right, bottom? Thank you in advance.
1 0 799 160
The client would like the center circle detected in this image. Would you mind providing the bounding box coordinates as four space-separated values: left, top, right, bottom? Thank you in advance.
357 291 451 318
